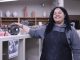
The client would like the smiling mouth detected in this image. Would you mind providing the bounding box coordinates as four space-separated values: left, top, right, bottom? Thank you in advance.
55 17 61 19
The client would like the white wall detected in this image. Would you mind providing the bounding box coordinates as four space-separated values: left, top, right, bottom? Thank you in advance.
0 1 54 17
64 0 80 15
1 0 80 17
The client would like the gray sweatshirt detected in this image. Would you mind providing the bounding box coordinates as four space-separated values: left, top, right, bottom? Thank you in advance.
29 24 80 60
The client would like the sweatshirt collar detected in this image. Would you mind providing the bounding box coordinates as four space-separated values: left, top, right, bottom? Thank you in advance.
54 24 66 28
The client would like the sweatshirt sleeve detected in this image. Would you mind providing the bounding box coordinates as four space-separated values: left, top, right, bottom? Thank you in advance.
70 27 80 60
29 25 46 39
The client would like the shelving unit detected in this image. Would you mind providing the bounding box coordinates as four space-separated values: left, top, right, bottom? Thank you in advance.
0 17 18 25
0 15 80 29
0 15 80 25
0 17 49 25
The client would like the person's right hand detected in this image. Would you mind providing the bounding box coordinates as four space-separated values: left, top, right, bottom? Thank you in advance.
15 23 30 34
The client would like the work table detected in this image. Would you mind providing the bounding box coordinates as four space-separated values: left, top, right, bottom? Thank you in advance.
0 34 40 60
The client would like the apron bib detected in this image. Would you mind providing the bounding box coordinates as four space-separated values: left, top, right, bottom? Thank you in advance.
40 31 72 60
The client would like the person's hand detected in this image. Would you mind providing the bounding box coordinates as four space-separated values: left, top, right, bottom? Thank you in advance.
14 23 23 28
15 23 30 34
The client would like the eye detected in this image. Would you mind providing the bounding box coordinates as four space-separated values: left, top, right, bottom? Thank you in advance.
58 12 62 14
54 12 56 15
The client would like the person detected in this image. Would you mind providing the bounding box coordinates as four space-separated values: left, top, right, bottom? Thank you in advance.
16 7 80 60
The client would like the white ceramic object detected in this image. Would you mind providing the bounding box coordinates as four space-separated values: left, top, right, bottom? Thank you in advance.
43 11 47 17
38 22 43 26
0 10 3 17
12 11 18 17
6 11 11 17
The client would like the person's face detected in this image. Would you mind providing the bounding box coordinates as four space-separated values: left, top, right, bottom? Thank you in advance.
53 8 65 24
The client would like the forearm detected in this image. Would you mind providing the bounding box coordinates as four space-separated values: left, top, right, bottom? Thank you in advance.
29 28 41 38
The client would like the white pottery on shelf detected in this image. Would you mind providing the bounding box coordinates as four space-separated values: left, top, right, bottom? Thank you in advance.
12 11 18 17
6 11 11 17
0 10 3 17
43 11 47 17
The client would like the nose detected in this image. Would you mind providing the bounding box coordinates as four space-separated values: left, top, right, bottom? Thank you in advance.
55 14 60 17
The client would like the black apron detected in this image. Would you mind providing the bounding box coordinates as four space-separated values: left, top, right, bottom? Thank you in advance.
40 31 72 60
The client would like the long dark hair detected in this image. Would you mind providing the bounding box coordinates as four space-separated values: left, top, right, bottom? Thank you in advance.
45 7 71 36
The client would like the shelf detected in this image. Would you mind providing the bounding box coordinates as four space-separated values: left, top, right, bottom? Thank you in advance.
36 17 49 19
20 17 36 19
69 15 80 20
0 17 49 25
2 20 18 22
1 15 80 26
1 17 18 20
0 17 49 19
